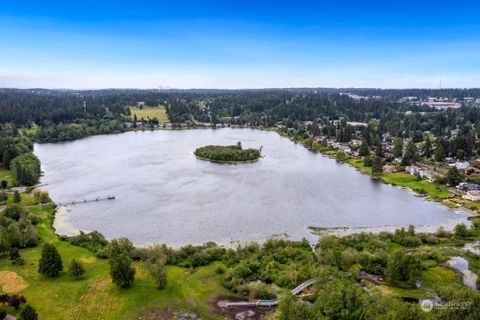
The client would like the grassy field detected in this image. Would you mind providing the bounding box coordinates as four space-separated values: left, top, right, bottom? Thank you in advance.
375 265 462 300
129 106 169 122
0 204 229 320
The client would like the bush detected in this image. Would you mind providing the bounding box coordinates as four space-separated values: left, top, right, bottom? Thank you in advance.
215 266 225 274
454 224 470 238
109 254 135 288
69 259 85 280
19 304 38 320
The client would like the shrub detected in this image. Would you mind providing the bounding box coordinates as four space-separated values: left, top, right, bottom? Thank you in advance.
454 224 470 238
19 304 38 320
69 259 85 280
109 254 135 288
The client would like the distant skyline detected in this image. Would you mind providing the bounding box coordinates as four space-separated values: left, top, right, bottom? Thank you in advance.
1 1 480 89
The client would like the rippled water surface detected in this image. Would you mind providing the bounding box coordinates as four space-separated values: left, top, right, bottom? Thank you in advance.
34 129 470 246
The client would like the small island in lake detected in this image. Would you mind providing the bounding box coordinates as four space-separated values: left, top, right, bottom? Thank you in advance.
194 141 262 163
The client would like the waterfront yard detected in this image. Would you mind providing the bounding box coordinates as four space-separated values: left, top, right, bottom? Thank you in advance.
346 158 451 201
129 106 169 122
0 204 228 320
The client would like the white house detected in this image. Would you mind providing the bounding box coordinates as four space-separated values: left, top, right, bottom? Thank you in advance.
454 161 469 170
405 166 421 175
463 190 480 201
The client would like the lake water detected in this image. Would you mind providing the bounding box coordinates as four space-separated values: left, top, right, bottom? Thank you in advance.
34 129 470 246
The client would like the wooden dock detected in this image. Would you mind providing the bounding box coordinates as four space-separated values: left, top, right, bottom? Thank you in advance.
59 195 115 205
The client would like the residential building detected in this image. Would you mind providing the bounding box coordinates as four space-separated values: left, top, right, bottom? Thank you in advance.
463 190 480 201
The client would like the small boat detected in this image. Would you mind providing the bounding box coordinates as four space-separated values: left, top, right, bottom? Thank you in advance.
107 195 115 200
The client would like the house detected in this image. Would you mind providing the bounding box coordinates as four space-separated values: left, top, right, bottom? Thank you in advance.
444 157 456 164
340 146 352 154
393 157 403 164
454 161 469 170
405 166 434 182
384 165 399 173
419 170 434 182
405 166 421 175
137 101 145 107
457 183 480 192
463 190 480 201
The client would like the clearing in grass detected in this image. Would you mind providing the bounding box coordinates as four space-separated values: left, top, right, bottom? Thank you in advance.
129 106 169 122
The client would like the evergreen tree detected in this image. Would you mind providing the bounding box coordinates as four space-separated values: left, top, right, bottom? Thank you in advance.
393 137 403 158
446 166 461 186
38 244 63 277
69 259 85 280
19 305 38 320
435 144 446 162
0 191 6 203
13 191 21 203
372 156 383 175
359 140 369 157
423 136 432 158
401 141 418 166
375 139 383 157
456 149 466 160
363 156 373 167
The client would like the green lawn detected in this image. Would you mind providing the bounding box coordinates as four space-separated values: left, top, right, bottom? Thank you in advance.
0 168 14 186
422 266 461 291
347 159 451 201
376 266 461 300
129 106 169 122
0 204 229 320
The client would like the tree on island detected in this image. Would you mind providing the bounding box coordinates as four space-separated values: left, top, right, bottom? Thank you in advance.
38 243 63 277
194 143 261 162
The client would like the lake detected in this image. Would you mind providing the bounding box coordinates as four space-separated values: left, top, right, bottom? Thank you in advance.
34 129 470 246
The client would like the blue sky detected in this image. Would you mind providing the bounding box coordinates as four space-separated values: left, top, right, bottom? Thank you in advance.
1 1 479 89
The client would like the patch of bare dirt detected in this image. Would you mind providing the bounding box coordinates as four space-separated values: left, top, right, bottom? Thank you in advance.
137 308 200 320
209 295 274 320
0 271 28 293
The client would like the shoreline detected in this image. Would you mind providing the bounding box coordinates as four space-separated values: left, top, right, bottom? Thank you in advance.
42 127 475 247
194 153 260 164
276 129 479 218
